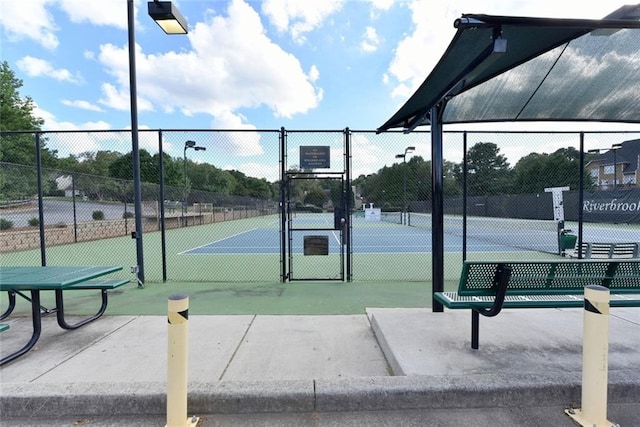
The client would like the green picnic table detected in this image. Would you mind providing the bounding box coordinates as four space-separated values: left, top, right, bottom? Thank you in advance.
0 265 129 366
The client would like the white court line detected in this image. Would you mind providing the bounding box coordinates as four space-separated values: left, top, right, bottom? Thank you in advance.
178 227 269 255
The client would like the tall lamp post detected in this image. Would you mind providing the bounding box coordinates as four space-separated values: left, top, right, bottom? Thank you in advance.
588 143 622 189
128 0 188 285
183 140 206 225
395 146 415 225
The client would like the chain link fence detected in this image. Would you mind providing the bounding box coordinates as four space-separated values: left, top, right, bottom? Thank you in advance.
1 129 639 282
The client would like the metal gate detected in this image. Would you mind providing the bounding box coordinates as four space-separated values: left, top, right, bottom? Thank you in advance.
280 129 352 281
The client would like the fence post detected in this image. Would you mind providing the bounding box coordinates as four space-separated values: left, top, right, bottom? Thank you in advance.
167 294 198 427
566 284 614 426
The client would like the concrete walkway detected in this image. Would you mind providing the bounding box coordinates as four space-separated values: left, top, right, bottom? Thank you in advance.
1 307 639 425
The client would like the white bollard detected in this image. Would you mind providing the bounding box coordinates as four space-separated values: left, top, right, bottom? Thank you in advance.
166 294 198 427
566 285 615 427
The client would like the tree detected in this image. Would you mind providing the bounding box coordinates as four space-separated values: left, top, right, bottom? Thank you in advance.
460 142 512 196
0 61 44 133
512 147 594 193
304 187 329 207
108 149 157 183
0 61 58 169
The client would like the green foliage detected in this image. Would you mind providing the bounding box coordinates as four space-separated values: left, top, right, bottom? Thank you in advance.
304 187 329 207
227 169 272 198
512 147 594 193
0 218 14 230
108 150 157 183
92 210 105 220
462 142 512 196
122 211 134 219
0 62 57 167
28 217 39 226
0 61 44 133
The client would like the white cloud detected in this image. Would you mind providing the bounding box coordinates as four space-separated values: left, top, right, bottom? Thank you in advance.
235 162 279 181
262 0 343 44
386 0 622 101
33 103 117 155
0 0 59 49
367 0 395 11
308 65 320 82
96 0 322 131
61 99 105 112
350 133 389 177
211 110 264 156
57 0 129 30
360 26 381 53
98 81 152 113
15 56 82 84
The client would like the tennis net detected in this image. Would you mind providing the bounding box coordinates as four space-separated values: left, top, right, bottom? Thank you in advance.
408 212 561 254
380 211 403 224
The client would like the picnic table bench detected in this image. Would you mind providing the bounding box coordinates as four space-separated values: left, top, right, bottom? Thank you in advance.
0 266 129 366
434 259 640 349
566 242 639 259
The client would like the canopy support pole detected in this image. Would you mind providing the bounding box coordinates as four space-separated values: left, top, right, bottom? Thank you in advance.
431 104 444 312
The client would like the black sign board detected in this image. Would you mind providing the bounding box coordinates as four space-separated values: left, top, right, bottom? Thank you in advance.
304 235 329 255
300 146 330 169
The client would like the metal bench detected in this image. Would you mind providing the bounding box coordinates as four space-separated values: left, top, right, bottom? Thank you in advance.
567 242 639 259
434 259 640 349
0 323 9 333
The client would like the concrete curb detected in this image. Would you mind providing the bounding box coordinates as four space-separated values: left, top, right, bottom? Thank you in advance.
2 371 639 417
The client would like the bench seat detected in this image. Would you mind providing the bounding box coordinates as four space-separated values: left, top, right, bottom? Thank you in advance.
435 291 640 309
65 278 130 290
0 323 9 333
434 259 640 349
567 242 639 259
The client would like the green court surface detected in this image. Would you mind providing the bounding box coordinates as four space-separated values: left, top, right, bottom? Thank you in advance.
0 214 565 316
0 279 456 317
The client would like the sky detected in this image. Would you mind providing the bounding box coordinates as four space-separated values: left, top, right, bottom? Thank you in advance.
2 0 639 181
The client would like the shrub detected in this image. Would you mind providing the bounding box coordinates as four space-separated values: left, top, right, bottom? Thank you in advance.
28 217 40 227
92 210 105 220
122 211 134 219
0 218 14 230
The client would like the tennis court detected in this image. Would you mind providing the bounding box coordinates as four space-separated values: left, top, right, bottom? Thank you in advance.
2 212 635 283
181 213 561 255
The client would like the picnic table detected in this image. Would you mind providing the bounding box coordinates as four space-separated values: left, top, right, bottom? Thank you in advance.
0 265 128 366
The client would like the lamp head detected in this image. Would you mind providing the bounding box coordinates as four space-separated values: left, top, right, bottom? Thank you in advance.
195 147 206 151
185 140 196 148
148 1 188 35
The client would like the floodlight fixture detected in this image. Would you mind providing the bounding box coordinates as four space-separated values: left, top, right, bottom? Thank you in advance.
148 1 188 35
183 141 206 222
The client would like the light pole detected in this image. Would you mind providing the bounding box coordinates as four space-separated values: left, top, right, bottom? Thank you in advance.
183 141 206 225
588 143 622 189
395 146 415 224
128 0 188 285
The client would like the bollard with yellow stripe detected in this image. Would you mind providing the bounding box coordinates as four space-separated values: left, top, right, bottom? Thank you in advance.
167 294 198 427
565 285 616 427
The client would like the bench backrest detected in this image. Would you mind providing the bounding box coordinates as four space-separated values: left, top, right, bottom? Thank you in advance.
576 242 639 259
458 259 640 297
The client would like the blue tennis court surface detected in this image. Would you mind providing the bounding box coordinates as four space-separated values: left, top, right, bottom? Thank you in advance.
181 217 554 255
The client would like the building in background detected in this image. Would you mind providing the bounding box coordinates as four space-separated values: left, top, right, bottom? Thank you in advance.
586 139 640 190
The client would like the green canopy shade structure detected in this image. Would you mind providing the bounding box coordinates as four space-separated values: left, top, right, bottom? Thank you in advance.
376 5 640 310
